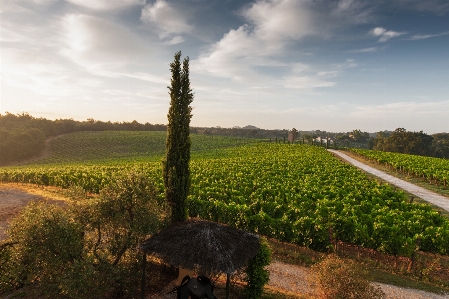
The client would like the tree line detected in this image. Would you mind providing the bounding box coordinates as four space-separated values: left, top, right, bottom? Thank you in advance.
0 113 167 165
0 113 288 165
1 112 448 165
368 128 448 159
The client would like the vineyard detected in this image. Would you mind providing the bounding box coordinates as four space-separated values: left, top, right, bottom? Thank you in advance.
23 131 263 165
2 135 449 256
349 149 449 187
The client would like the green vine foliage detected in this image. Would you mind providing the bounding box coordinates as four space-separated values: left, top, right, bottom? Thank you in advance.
244 237 271 299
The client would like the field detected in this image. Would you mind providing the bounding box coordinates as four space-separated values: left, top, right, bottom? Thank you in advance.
20 131 262 164
2 131 449 256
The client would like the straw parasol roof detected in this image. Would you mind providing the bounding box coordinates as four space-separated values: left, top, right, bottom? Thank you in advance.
140 219 260 274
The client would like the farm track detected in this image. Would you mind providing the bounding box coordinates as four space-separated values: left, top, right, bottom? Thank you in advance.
0 184 66 241
328 150 449 213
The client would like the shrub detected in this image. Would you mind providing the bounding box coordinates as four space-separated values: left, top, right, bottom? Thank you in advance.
0 171 168 298
244 237 271 299
0 202 85 297
310 254 386 299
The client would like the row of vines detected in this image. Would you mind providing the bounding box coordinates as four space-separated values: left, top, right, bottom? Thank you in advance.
1 144 449 256
349 148 449 187
23 131 262 165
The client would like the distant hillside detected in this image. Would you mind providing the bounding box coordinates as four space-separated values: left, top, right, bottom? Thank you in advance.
2 112 448 164
0 112 166 165
10 131 262 165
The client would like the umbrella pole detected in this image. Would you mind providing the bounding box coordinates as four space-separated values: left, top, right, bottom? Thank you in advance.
225 273 230 299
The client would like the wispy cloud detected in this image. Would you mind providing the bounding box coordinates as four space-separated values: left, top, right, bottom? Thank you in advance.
141 0 193 39
241 0 315 44
352 100 449 118
61 14 148 76
350 47 380 53
283 76 336 89
1 48 103 97
194 0 369 89
66 0 144 10
370 27 406 42
392 0 449 15
162 36 185 45
120 72 169 85
410 31 449 40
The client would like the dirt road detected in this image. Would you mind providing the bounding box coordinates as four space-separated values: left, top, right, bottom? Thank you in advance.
0 184 65 241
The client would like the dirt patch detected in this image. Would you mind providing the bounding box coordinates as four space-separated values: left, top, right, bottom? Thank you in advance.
0 184 65 241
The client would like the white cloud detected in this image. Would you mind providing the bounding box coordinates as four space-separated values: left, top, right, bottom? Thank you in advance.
0 27 24 42
331 0 376 24
291 63 310 74
162 36 185 45
66 0 144 10
1 48 103 97
242 0 314 45
370 27 405 42
193 25 268 82
193 0 375 90
141 0 193 39
350 47 380 53
410 31 449 40
120 72 169 84
25 0 58 5
283 76 336 89
61 14 147 76
243 0 375 44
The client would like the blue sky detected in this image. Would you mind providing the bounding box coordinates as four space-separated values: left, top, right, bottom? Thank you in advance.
1 0 448 133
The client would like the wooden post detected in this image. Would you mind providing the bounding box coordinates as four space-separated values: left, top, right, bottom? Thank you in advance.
141 253 146 299
226 273 230 299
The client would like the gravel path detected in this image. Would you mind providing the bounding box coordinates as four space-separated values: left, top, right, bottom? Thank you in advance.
328 149 449 212
267 261 313 296
268 261 449 299
376 283 449 299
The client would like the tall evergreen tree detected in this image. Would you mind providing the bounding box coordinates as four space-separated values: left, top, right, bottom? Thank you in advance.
163 51 193 223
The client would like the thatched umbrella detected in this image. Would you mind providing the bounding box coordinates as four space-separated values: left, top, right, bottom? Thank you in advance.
140 219 260 298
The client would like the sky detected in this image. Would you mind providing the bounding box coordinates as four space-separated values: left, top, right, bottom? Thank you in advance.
1 0 448 133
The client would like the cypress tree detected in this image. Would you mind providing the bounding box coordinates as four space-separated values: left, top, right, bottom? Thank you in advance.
163 51 193 223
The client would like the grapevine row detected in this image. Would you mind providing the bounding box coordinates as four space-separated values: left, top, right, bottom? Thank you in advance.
349 149 449 186
1 144 448 255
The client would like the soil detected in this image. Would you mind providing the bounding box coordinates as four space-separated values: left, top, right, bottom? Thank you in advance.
0 184 66 240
